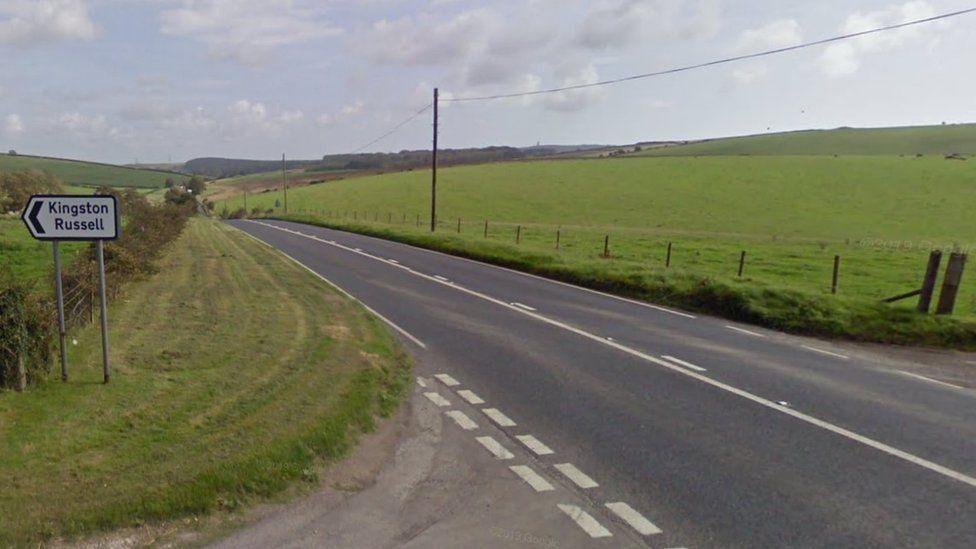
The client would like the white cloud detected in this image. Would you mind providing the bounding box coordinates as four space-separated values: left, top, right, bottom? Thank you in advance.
4 113 24 135
357 9 494 67
819 1 939 78
317 99 365 126
576 0 721 50
160 0 343 67
737 19 802 51
228 99 303 133
59 112 123 139
732 64 768 84
0 0 96 46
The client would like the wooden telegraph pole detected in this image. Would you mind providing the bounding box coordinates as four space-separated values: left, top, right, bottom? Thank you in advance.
282 153 288 213
430 88 439 232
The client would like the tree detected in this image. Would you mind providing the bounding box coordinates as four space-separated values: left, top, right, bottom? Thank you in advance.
164 178 175 189
186 175 206 195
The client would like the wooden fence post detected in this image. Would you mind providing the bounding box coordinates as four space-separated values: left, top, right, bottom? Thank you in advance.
935 252 967 315
666 242 672 268
831 255 841 294
556 229 560 250
737 251 746 277
416 213 420 227
15 349 26 392
516 225 521 244
603 235 610 258
484 220 488 238
918 250 942 313
457 218 461 233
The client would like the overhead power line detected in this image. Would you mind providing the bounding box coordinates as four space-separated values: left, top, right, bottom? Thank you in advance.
446 7 976 103
348 103 433 154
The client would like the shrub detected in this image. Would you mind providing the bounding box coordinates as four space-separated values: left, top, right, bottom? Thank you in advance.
0 274 53 389
0 170 65 213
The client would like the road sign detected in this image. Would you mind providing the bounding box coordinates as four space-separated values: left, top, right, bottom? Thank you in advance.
21 194 118 241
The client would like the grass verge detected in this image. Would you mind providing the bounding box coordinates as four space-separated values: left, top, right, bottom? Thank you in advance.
0 218 410 545
272 213 976 350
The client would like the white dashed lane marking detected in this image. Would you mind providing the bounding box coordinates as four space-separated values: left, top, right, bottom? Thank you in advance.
605 502 662 536
801 345 850 360
434 373 460 387
515 434 554 456
416 377 427 388
483 408 517 427
476 436 515 460
388 259 399 264
557 504 612 538
897 370 970 392
457 389 485 405
445 410 478 430
554 463 599 489
434 275 450 282
511 302 537 311
509 465 554 492
725 325 766 338
423 392 451 407
661 355 707 372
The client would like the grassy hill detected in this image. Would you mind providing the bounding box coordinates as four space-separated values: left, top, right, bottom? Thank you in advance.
637 124 976 157
0 153 185 188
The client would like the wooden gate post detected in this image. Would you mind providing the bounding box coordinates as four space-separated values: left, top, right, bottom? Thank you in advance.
935 252 967 315
917 250 942 313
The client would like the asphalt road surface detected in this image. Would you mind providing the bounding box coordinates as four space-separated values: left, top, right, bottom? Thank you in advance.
228 219 976 548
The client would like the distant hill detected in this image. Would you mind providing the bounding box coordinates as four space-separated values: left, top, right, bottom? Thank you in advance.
0 152 186 188
635 124 976 157
186 144 615 178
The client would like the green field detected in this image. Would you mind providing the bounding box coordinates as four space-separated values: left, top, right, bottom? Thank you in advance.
218 155 976 345
639 124 976 157
0 219 409 544
0 154 183 188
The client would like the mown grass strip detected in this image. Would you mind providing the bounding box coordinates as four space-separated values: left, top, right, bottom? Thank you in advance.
0 218 410 545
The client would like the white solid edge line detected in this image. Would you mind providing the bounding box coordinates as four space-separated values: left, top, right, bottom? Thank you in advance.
483 407 517 427
234 226 427 349
896 370 971 393
515 434 554 455
725 325 766 338
249 220 976 490
434 373 460 387
511 302 537 312
554 463 599 489
661 355 707 372
388 259 399 263
605 502 662 536
476 436 514 459
445 410 478 430
509 465 554 492
416 377 427 388
457 389 485 405
801 345 850 360
262 219 696 319
557 504 612 538
424 392 451 407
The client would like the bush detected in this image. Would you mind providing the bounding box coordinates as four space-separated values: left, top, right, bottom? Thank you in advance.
0 274 53 389
0 170 65 213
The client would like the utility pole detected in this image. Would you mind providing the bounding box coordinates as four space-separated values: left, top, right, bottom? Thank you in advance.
430 87 439 232
282 153 288 213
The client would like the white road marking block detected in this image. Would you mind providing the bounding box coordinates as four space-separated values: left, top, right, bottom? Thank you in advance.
554 463 598 489
251 221 976 490
897 370 969 391
476 436 514 459
445 410 478 430
725 325 766 337
434 275 450 282
605 502 662 536
557 504 612 538
457 389 485 405
483 407 516 427
516 434 554 455
416 377 427 388
423 392 451 407
388 259 399 264
511 302 537 311
434 373 460 387
661 355 707 372
509 465 554 492
801 345 850 360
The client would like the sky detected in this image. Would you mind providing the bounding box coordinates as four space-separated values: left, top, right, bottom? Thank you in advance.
0 0 974 164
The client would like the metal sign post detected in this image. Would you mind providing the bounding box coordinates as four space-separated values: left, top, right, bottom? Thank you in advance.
21 194 119 384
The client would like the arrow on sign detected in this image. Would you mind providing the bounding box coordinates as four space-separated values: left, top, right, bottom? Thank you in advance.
26 199 44 235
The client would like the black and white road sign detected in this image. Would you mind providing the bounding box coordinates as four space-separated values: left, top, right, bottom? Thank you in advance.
21 194 119 241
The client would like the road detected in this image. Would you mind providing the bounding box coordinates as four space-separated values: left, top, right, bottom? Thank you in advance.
228 219 976 548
